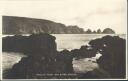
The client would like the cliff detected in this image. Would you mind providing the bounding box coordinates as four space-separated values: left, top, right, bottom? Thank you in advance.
2 16 84 34
2 16 115 34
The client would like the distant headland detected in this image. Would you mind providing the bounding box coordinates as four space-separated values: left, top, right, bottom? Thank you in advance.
2 16 115 34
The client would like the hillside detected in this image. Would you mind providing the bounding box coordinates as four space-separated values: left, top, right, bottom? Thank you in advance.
2 16 115 34
2 16 85 34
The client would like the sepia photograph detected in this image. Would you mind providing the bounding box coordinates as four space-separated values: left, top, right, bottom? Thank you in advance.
1 0 127 80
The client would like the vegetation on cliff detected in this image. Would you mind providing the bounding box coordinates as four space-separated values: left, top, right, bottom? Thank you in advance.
3 16 115 34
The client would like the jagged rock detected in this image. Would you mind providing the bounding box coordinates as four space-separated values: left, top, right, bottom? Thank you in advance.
71 45 96 59
85 29 92 34
88 35 126 78
4 34 74 79
97 29 102 34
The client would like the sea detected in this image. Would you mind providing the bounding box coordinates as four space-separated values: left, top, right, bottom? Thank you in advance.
2 34 126 74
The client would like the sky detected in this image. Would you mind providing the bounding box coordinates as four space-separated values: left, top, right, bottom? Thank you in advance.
0 0 127 34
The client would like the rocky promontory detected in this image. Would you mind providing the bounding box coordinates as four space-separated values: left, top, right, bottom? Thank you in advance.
3 16 85 34
3 16 115 34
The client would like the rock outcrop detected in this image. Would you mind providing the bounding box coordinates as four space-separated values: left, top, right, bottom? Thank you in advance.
3 33 56 55
97 29 102 34
102 28 115 34
3 34 125 79
82 35 126 78
4 33 75 79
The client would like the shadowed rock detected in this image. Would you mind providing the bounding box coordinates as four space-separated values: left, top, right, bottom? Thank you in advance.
3 33 56 55
71 45 97 59
85 35 126 78
3 34 126 79
78 68 111 79
4 33 75 79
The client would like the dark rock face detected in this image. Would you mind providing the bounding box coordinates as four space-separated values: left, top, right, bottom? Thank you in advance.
98 36 125 78
102 28 115 34
7 52 74 79
71 45 96 59
3 33 56 56
87 35 126 78
3 34 74 79
3 35 28 52
25 33 57 56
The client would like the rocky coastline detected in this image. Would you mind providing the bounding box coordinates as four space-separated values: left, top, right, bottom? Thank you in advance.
2 33 126 79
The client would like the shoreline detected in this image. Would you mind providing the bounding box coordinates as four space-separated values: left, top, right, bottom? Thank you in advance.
2 33 126 79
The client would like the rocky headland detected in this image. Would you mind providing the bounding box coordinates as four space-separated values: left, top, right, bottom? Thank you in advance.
3 16 115 34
